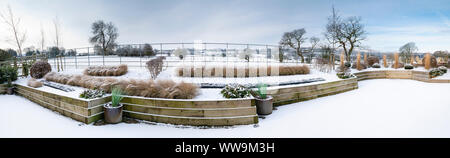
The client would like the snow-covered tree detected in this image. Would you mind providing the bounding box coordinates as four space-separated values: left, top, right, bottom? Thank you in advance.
173 48 188 60
239 48 254 62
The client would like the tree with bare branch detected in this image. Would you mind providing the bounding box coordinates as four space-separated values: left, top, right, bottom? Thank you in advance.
53 16 62 48
279 28 308 63
306 37 320 63
39 24 46 52
0 5 27 56
89 20 118 55
324 6 366 62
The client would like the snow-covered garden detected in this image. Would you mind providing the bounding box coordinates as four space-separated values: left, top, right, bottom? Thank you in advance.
2 79 450 138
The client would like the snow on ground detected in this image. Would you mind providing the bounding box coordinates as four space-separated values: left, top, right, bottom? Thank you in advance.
2 79 450 138
435 71 450 79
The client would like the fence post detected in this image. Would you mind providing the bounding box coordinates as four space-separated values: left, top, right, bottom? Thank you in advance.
119 45 122 64
160 43 163 56
53 55 56 70
102 49 105 66
75 48 78 69
140 44 142 68
88 47 90 67
63 54 66 71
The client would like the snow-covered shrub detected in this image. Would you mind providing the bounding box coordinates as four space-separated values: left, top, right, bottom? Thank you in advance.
83 64 128 76
404 64 414 70
372 63 381 68
221 84 251 99
173 48 188 60
79 89 105 99
429 67 447 78
336 72 355 79
146 57 164 79
250 83 268 99
44 72 199 99
168 81 199 99
27 78 43 88
367 56 380 67
30 61 51 79
438 66 447 73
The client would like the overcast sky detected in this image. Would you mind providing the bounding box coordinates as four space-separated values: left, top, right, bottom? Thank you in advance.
0 0 449 53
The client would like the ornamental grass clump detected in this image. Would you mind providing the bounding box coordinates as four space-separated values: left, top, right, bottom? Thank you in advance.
356 53 362 70
44 72 198 99
372 63 381 68
336 72 355 79
176 65 310 77
27 78 43 88
83 64 128 76
383 55 387 68
404 64 414 70
251 83 268 99
221 84 251 99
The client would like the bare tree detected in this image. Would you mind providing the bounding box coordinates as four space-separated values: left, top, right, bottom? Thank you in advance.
39 24 46 52
279 28 308 63
324 6 366 62
324 5 340 55
309 37 320 53
53 16 61 48
306 37 320 63
399 42 418 63
89 20 119 55
0 5 27 56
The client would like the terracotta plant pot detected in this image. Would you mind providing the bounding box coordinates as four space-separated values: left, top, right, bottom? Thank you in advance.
255 96 273 115
103 103 123 124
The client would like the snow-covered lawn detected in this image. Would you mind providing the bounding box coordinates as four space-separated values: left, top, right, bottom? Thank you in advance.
2 79 450 138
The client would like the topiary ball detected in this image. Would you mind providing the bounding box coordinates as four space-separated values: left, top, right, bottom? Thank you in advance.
30 61 52 79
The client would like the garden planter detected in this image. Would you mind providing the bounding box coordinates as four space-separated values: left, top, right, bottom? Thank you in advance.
6 87 14 95
255 96 273 115
103 103 123 124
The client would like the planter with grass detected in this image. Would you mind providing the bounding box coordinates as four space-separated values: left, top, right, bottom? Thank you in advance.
104 87 124 124
251 84 273 115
